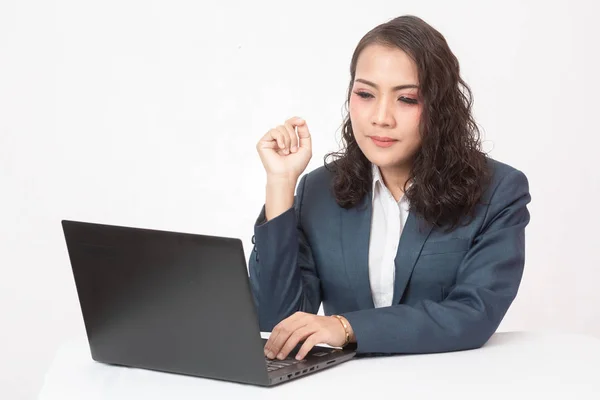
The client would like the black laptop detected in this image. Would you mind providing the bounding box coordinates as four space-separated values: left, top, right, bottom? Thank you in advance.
61 220 356 386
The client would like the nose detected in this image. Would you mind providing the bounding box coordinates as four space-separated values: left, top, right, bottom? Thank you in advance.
371 98 395 128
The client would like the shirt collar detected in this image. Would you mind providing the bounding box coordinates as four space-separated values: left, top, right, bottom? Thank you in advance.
371 163 384 200
371 163 411 203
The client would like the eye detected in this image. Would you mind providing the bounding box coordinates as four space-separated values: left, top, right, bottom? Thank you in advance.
355 91 373 99
399 96 418 105
354 91 418 105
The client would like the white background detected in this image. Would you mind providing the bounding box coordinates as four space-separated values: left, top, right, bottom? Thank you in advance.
1 1 599 398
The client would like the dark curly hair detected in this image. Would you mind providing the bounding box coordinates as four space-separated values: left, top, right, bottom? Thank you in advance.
324 15 492 232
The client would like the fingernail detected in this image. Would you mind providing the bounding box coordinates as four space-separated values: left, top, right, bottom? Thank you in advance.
295 354 302 360
267 351 274 358
284 148 289 155
291 146 297 153
277 353 284 360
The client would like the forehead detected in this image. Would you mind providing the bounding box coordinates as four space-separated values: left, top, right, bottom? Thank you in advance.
355 44 419 86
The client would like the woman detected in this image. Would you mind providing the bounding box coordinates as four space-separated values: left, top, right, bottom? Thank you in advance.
250 15 531 361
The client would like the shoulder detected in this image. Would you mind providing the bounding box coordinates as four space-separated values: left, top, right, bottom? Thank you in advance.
482 157 530 203
475 157 531 233
293 164 339 214
297 164 336 195
485 157 525 180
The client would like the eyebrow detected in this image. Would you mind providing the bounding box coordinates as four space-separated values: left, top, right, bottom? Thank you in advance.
354 78 419 91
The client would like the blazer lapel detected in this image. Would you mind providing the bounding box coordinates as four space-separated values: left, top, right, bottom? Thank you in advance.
341 193 375 310
391 212 434 304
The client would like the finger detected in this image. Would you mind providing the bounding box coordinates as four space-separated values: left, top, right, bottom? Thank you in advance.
276 325 314 360
295 332 321 360
294 119 311 149
272 128 286 151
284 116 309 149
257 140 278 150
264 312 303 353
261 128 285 151
283 121 299 153
264 321 287 357
275 126 291 155
266 323 296 358
264 312 307 357
256 133 279 150
285 116 304 124
285 116 305 128
265 314 307 357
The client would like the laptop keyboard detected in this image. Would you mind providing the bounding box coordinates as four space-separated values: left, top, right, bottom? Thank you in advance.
265 356 303 372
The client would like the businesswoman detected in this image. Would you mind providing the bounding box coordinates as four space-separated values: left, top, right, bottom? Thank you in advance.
250 15 531 361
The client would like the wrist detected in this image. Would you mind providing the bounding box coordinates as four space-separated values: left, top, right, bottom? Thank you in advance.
266 173 298 187
265 176 296 221
338 315 356 343
333 315 356 346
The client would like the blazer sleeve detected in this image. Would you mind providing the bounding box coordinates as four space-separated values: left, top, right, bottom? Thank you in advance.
341 169 532 355
248 173 321 331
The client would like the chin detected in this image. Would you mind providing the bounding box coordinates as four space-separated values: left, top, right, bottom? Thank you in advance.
356 137 418 167
372 159 400 169
365 152 414 170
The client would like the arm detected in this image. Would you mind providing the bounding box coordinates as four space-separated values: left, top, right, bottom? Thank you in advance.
248 173 321 331
342 169 531 354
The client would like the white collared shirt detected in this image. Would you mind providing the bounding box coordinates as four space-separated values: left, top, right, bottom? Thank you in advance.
368 163 410 308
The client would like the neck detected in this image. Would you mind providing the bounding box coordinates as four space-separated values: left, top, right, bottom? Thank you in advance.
378 164 412 202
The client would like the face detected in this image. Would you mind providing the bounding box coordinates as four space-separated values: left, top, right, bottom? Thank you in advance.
349 44 423 173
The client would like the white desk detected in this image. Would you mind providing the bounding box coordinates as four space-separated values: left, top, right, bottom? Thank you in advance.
38 332 600 400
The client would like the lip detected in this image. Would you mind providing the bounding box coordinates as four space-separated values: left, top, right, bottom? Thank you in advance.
370 136 398 148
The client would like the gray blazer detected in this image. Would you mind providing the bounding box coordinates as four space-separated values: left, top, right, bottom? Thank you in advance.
248 158 531 355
